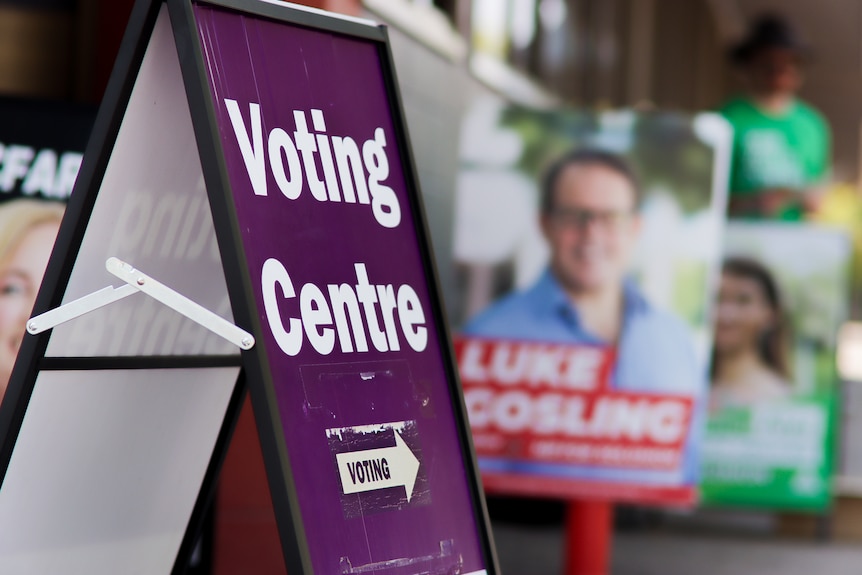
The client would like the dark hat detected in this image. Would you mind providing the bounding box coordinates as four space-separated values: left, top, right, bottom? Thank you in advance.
730 14 810 64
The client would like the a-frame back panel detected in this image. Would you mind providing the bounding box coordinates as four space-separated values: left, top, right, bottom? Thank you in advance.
0 368 237 573
45 9 235 359
0 6 239 573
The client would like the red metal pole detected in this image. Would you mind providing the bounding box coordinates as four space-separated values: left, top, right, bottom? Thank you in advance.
563 501 613 575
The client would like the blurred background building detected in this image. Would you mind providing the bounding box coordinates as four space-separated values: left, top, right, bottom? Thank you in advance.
8 0 860 181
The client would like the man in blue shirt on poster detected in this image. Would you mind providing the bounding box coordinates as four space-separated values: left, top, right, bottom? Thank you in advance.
462 149 704 484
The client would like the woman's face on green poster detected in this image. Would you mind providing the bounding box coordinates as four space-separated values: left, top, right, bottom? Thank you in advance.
714 271 775 355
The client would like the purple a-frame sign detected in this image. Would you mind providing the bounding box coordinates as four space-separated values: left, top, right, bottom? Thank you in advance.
178 1 497 573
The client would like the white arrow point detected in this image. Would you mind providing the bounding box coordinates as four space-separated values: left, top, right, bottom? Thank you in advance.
394 429 420 502
335 428 421 502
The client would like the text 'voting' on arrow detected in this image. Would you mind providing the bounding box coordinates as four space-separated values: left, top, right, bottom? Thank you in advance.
335 427 420 502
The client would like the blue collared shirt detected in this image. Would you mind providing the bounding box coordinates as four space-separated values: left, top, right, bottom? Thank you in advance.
461 269 706 485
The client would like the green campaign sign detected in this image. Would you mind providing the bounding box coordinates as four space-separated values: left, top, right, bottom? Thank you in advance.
701 222 850 510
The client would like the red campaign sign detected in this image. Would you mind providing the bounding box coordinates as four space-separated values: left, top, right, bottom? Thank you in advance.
454 337 695 504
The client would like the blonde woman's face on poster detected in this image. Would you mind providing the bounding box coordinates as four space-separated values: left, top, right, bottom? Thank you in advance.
714 272 775 354
0 221 60 399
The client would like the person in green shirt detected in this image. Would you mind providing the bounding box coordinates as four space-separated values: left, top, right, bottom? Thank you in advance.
720 14 831 221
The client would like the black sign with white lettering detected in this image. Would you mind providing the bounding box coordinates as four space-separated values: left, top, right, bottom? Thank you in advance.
0 96 95 200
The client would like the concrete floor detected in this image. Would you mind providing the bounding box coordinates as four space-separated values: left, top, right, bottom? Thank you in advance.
490 521 862 575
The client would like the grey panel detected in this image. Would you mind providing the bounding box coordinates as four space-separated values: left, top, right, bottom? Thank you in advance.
45 5 236 358
0 366 238 574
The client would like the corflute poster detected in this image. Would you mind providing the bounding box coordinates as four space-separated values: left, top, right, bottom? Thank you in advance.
0 97 94 401
444 98 731 505
194 3 489 574
702 223 850 510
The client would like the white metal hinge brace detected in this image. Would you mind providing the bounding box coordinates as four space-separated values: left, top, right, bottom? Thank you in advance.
26 257 255 351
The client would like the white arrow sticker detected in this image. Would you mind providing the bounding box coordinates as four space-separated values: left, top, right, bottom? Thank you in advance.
335 428 421 502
